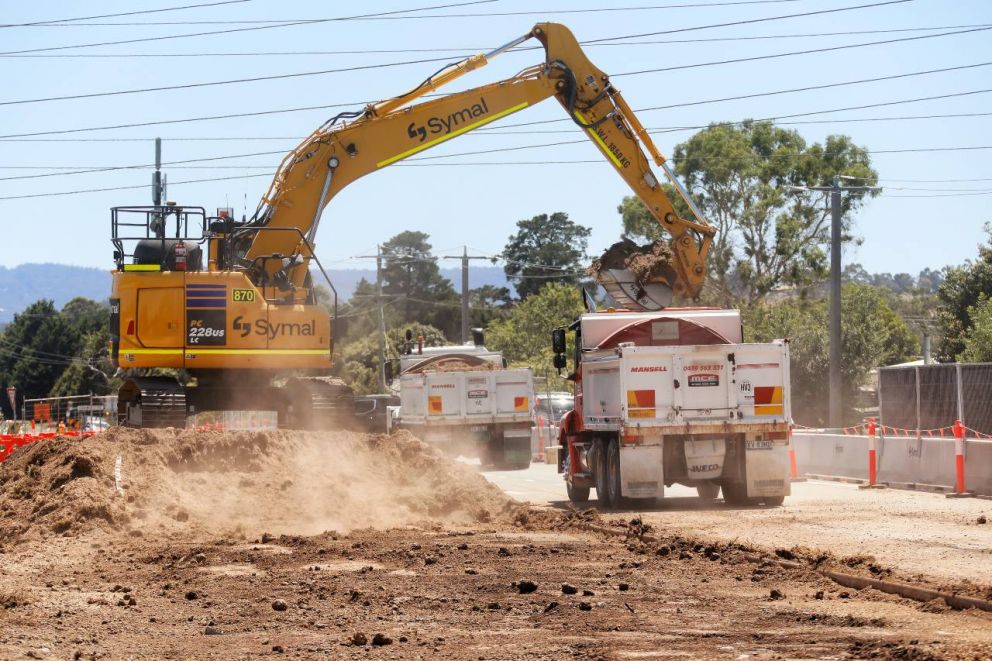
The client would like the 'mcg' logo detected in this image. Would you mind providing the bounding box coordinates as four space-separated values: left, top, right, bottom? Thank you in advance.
407 98 490 143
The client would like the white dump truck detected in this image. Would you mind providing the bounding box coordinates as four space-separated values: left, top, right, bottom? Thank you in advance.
553 308 791 507
394 336 534 470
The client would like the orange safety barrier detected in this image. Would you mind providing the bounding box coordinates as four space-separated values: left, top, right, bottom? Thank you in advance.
867 417 878 486
953 419 966 494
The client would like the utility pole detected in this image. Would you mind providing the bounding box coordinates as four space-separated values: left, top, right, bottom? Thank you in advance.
376 245 386 391
829 177 843 429
354 246 389 391
443 247 492 344
152 137 166 205
796 176 879 428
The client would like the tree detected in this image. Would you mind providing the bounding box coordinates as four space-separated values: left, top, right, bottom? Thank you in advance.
469 284 513 328
502 212 591 299
50 331 118 398
0 300 75 417
618 121 878 305
746 283 917 426
335 322 447 395
937 225 992 360
486 282 585 391
381 231 459 337
959 296 992 363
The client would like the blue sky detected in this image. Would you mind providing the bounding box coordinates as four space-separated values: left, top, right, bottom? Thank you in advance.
0 0 989 277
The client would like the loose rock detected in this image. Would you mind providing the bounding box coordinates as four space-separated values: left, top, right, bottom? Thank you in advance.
516 580 538 594
272 599 288 612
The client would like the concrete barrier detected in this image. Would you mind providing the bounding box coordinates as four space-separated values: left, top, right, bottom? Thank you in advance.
792 431 992 497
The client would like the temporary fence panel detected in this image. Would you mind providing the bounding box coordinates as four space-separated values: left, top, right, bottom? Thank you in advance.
879 363 992 438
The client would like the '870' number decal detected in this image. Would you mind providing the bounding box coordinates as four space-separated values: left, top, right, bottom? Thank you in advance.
232 288 256 302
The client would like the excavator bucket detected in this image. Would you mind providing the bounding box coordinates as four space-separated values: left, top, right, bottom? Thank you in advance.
588 239 678 311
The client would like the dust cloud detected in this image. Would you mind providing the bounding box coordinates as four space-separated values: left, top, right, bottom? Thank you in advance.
0 428 515 543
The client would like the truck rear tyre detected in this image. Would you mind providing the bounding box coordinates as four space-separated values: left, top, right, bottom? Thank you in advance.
722 481 758 506
566 481 590 503
696 482 720 500
762 495 785 507
593 439 615 509
605 437 623 508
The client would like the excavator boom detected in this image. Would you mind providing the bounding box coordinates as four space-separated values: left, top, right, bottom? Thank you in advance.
244 22 713 305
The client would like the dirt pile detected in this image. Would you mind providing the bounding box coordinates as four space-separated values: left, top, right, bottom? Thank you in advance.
0 428 514 542
588 238 677 284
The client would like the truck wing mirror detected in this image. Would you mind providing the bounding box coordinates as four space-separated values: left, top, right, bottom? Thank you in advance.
551 328 567 355
553 354 567 370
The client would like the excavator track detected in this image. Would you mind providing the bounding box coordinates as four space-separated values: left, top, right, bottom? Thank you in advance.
283 376 356 431
118 377 188 429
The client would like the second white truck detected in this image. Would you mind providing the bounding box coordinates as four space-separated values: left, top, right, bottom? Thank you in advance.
394 337 534 470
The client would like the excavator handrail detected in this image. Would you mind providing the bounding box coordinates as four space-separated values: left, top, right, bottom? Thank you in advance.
229 225 339 342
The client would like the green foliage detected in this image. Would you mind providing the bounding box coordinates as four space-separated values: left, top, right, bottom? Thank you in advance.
618 121 878 305
381 231 459 336
937 226 992 360
502 212 591 299
339 232 460 345
335 322 448 396
844 263 944 295
746 283 918 426
959 296 992 363
0 298 114 418
50 331 120 399
486 282 585 391
469 284 513 328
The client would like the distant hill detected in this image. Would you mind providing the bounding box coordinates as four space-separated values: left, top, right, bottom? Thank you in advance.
0 264 515 324
0 264 110 324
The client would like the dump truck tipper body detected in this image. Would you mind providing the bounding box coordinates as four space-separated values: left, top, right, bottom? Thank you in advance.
395 344 534 470
555 309 792 506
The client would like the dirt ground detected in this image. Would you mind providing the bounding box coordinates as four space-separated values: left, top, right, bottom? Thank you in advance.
2 431 992 659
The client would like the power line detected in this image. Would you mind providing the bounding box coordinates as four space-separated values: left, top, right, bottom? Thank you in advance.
5 140 990 182
485 86 992 132
613 26 992 76
0 55 465 108
5 24 987 58
585 0 915 43
2 42 984 137
0 172 276 201
5 13 966 108
0 102 363 140
481 112 992 135
4 152 992 201
1 1 808 27
0 149 287 182
0 0 252 29
0 0 497 55
3 111 990 143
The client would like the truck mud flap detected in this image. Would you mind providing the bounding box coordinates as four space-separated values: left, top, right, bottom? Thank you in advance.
745 441 791 498
619 445 664 499
500 428 532 469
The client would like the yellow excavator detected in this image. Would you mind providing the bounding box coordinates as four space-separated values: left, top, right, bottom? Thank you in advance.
110 22 715 428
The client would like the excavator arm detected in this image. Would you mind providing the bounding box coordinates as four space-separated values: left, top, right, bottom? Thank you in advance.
243 22 714 305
